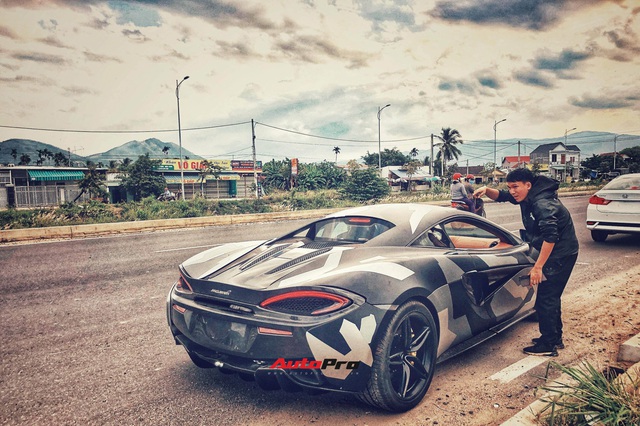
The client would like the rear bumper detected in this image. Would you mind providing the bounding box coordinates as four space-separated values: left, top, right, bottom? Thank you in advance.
166 285 385 393
586 220 640 234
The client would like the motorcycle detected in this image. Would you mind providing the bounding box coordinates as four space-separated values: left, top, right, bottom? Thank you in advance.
451 196 486 217
157 192 177 201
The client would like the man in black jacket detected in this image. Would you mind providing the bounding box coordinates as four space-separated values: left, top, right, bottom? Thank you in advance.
474 168 579 356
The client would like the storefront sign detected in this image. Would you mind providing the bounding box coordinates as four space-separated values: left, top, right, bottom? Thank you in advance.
231 160 262 171
155 159 232 172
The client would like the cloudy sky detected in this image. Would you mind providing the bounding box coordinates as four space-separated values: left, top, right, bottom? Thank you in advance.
1 0 639 166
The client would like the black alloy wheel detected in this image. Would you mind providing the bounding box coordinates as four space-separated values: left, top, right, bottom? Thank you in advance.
358 301 438 412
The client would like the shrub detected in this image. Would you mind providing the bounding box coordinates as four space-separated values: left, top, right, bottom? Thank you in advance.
537 362 640 425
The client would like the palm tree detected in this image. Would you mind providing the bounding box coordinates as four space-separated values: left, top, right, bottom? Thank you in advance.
19 153 31 165
162 146 170 156
435 127 463 176
42 148 54 165
333 146 341 163
197 159 222 197
73 165 107 202
36 149 45 166
410 147 419 158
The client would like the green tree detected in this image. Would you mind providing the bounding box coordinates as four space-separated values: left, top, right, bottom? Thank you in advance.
333 146 341 163
119 158 132 172
19 153 31 165
620 146 640 173
361 147 412 168
581 154 612 178
340 167 389 202
410 147 419 158
42 148 53 165
317 161 345 189
531 161 542 176
162 146 170 156
53 152 68 166
73 165 107 202
11 148 17 162
197 159 222 195
404 160 422 191
434 127 463 175
296 163 326 191
119 154 166 201
36 149 45 166
262 159 293 191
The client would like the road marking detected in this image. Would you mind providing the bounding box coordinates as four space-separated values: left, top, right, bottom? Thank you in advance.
154 244 219 253
489 356 550 383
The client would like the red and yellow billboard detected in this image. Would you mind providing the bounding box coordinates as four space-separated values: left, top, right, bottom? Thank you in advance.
155 159 232 172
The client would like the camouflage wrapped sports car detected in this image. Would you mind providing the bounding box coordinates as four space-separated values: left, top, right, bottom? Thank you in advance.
166 204 537 412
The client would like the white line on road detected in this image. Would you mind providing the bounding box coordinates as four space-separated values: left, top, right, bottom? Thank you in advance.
489 356 550 384
154 244 219 253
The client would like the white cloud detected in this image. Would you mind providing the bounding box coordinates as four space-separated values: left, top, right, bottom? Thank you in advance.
0 0 638 166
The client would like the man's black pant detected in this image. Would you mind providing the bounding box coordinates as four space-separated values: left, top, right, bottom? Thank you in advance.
535 253 578 346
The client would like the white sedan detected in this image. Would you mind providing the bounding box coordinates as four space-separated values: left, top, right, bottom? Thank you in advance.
586 173 640 242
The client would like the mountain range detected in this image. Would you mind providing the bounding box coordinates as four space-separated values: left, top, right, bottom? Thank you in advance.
0 132 638 168
0 138 202 166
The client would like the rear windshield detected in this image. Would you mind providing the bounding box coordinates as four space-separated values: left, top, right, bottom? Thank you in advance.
603 175 640 191
311 217 394 243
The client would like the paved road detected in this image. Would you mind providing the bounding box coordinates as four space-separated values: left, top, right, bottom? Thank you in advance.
0 197 638 425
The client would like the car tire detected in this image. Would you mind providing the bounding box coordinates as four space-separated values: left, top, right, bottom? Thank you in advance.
357 300 438 412
591 230 608 242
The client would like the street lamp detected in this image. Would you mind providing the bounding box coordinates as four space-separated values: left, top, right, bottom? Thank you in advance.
377 104 391 175
493 118 506 170
176 76 189 200
493 118 506 185
564 127 576 181
564 127 576 144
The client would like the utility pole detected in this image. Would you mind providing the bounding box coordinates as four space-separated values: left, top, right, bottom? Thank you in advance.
430 134 434 176
252 119 259 198
377 104 391 176
176 76 190 200
613 136 617 170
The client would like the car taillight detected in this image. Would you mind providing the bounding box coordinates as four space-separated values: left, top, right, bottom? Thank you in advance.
176 274 193 293
260 290 351 315
588 195 611 205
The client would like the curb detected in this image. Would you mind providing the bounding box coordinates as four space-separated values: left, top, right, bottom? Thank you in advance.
501 333 640 425
0 208 343 243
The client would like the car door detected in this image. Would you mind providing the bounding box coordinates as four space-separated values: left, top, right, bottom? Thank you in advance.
439 218 536 332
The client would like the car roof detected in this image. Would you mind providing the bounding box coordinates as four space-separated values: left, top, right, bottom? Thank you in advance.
325 203 505 246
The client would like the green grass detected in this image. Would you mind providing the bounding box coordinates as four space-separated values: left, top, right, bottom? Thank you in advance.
537 362 640 425
0 182 599 230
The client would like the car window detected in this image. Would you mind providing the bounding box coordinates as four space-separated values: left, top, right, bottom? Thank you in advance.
442 220 513 250
312 217 394 243
411 225 452 248
603 175 640 191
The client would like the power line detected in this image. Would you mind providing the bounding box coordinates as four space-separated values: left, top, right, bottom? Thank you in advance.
255 121 430 144
0 121 250 134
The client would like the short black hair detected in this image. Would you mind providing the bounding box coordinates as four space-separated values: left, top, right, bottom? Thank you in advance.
506 168 534 183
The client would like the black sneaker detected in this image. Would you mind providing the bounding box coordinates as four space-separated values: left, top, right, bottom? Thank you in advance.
532 337 565 350
523 342 558 357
